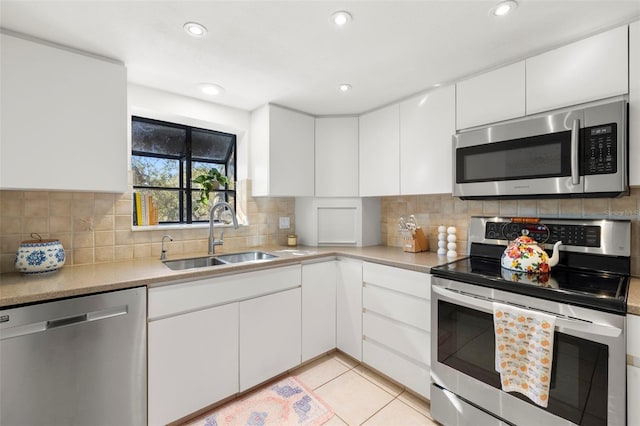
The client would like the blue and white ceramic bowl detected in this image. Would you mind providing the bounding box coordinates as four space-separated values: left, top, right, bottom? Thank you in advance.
15 239 66 274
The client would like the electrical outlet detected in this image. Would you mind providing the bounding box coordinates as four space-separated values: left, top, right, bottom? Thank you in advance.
279 217 290 229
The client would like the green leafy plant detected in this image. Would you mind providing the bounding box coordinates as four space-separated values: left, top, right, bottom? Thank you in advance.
192 168 231 208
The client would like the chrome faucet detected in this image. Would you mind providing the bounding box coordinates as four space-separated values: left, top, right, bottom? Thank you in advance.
209 201 239 254
160 235 173 260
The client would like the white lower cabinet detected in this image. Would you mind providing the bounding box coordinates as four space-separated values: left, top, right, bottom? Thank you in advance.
147 258 440 424
629 366 640 426
336 258 363 361
148 303 239 426
239 288 302 391
147 265 301 424
628 314 640 426
302 261 337 362
362 262 431 399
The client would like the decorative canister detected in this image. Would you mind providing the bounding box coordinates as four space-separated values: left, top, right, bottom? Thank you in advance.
287 234 298 247
15 234 66 274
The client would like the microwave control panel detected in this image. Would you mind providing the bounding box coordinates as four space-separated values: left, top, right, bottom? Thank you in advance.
485 221 601 247
583 123 617 175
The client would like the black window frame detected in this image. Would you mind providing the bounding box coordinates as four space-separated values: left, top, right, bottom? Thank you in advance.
131 116 236 225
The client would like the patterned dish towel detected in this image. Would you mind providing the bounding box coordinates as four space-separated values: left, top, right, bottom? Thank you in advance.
493 302 556 407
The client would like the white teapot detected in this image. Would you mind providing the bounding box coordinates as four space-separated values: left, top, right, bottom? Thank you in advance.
501 229 562 274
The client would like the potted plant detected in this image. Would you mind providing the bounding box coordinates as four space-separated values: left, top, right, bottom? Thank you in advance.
192 168 231 208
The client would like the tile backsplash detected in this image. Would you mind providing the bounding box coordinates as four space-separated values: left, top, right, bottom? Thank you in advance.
2 184 639 276
382 187 640 277
0 180 295 273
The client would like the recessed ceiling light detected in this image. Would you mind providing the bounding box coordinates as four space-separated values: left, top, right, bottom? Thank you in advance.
339 83 352 92
331 11 353 27
491 0 518 17
184 22 208 37
198 83 225 95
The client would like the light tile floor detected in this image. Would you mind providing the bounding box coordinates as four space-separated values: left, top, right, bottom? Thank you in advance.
290 351 440 426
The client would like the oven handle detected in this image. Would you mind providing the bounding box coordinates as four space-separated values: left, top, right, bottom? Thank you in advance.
433 285 622 338
570 118 580 185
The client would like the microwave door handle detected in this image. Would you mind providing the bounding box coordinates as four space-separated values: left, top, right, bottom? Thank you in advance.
433 285 622 338
571 118 580 185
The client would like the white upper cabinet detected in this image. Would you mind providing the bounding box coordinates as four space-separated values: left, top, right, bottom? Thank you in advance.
456 61 525 130
526 25 629 115
0 33 127 192
315 117 359 197
359 104 400 196
400 85 456 195
250 104 314 197
629 20 640 186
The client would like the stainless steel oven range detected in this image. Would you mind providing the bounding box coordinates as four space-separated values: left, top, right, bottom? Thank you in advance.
430 217 631 426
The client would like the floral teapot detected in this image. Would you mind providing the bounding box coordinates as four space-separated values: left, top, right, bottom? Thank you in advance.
501 229 562 274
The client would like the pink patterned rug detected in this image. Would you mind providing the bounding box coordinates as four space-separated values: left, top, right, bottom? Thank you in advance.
187 376 334 426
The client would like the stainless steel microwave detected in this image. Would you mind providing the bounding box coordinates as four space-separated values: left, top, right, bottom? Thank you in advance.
452 99 628 199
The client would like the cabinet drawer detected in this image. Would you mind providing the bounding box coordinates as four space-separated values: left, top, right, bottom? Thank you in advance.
363 312 430 365
362 262 430 299
363 339 430 399
149 265 301 320
628 314 640 358
363 285 429 331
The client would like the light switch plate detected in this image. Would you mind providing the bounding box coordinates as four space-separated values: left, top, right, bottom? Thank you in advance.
279 217 290 229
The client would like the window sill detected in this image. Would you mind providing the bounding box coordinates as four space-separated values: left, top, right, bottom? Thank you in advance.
131 223 244 232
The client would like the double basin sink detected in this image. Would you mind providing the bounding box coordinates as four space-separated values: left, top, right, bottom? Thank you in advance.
163 251 278 271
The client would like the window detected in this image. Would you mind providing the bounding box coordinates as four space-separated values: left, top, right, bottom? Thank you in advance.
131 116 236 224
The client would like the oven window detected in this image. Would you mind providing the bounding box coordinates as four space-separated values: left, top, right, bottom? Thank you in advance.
456 131 571 183
437 300 608 425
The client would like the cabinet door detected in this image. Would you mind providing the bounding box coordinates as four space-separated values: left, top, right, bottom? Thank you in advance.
302 261 337 362
400 85 456 195
336 258 363 360
270 105 315 196
630 21 640 186
456 61 525 129
250 104 314 197
629 366 640 426
628 314 640 426
526 26 628 114
0 34 127 192
315 117 359 197
148 303 239 426
239 288 302 391
359 104 400 196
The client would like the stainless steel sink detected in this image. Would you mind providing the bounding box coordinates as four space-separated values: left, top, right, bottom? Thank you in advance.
163 251 278 270
214 251 278 264
163 256 227 270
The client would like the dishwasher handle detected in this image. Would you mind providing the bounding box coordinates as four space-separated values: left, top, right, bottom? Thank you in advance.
0 305 128 340
47 313 88 329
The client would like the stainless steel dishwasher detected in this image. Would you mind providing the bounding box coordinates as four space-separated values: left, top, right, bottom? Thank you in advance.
0 287 146 425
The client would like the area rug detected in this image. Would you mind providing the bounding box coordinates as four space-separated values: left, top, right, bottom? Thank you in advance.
187 376 334 426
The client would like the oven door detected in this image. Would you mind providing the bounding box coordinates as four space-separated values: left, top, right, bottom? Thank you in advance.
430 278 626 426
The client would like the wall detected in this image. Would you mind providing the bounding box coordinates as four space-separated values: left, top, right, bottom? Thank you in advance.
0 180 294 273
0 85 295 273
381 187 640 276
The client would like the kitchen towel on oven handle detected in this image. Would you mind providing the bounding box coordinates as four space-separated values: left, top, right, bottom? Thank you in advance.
493 302 556 408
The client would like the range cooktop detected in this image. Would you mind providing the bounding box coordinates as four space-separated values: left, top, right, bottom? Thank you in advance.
430 217 631 315
431 255 629 314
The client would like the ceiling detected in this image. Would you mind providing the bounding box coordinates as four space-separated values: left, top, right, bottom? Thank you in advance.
1 1 639 116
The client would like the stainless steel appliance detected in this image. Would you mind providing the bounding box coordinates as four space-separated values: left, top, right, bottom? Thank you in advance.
453 99 628 199
430 217 630 426
0 287 146 425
